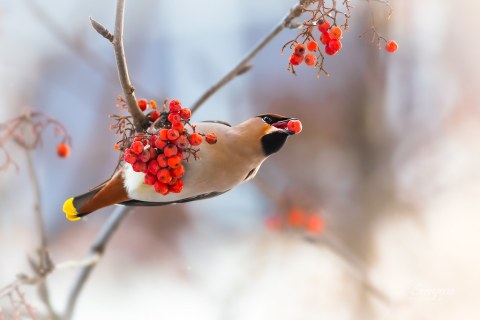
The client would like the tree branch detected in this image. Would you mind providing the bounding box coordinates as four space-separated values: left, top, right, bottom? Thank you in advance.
64 206 131 320
190 1 305 114
90 0 149 131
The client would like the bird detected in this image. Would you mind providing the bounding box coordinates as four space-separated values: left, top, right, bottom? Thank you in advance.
63 114 299 221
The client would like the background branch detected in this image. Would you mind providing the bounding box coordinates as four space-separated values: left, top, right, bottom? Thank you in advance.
190 1 305 114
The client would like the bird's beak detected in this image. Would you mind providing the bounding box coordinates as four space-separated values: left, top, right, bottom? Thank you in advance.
272 118 297 135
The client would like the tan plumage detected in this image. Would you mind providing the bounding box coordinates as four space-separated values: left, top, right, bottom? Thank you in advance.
63 114 296 221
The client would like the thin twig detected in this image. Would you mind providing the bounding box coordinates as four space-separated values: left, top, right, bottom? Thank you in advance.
90 0 149 131
190 1 305 114
64 206 131 320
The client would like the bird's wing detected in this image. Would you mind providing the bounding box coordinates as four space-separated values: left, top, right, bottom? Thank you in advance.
119 190 229 206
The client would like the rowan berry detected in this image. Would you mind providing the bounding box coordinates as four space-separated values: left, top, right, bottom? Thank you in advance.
169 99 182 112
385 40 398 53
305 214 325 234
171 165 185 179
318 19 331 33
175 135 190 149
307 40 318 51
168 113 181 124
304 54 317 66
163 144 178 157
172 122 184 132
123 149 137 164
153 181 169 195
328 39 342 52
329 26 342 40
156 154 168 168
144 173 157 185
155 137 167 149
294 43 306 56
148 160 160 175
167 155 182 168
180 108 191 120
157 168 172 184
159 129 169 141
113 143 120 150
167 129 180 141
169 180 184 193
132 160 147 173
189 133 203 146
57 143 70 158
205 132 217 144
287 119 302 133
138 148 151 162
137 98 148 111
289 53 303 66
325 44 337 56
150 134 158 146
150 110 160 122
130 141 144 155
320 32 330 45
287 208 306 227
150 100 157 109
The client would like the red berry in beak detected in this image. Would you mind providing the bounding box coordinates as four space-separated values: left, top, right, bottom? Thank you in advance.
287 119 302 134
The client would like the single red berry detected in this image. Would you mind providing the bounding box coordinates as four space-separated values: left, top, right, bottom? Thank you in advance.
287 208 306 228
153 181 169 195
150 110 160 122
318 19 331 33
137 98 148 111
289 53 304 66
385 40 398 53
320 32 331 45
179 108 191 120
294 43 306 56
168 112 181 124
156 154 168 168
175 135 190 149
113 143 120 150
150 100 157 109
163 144 178 157
205 132 217 144
144 173 157 185
304 54 317 66
150 134 158 146
148 160 160 175
167 155 182 168
305 214 325 235
329 26 342 40
157 168 173 184
189 133 203 146
167 129 180 141
328 39 342 52
172 122 185 133
159 129 169 141
57 143 70 158
287 119 302 134
307 40 318 51
123 149 137 164
149 146 157 159
169 180 184 193
138 148 151 162
169 99 182 112
132 160 147 173
171 165 185 179
155 137 167 149
130 141 144 155
325 44 337 56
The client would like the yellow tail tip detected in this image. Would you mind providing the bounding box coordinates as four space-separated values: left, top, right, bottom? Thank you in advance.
63 198 80 221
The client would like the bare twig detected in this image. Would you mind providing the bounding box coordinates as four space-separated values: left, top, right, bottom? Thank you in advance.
90 0 149 131
64 206 131 320
190 1 305 114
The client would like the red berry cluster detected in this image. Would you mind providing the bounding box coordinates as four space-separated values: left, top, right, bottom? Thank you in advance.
318 21 343 56
266 208 325 235
121 99 217 196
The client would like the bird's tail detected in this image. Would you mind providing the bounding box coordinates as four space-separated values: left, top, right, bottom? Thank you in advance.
62 171 129 221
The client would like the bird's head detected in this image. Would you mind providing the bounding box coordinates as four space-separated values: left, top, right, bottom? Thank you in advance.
237 114 299 157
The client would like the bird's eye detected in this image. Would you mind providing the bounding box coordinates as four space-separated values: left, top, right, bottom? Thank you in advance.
262 116 272 124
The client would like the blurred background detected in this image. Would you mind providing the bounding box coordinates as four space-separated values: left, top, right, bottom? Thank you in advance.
1 0 480 319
